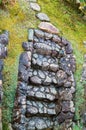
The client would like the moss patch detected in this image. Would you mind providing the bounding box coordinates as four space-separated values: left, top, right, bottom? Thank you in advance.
0 0 39 129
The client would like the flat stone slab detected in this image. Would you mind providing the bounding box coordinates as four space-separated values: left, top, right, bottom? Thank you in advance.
36 13 50 22
30 3 41 11
38 22 59 34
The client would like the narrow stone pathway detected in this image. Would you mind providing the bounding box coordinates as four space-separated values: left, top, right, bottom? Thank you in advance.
0 31 9 130
11 0 76 130
12 28 76 130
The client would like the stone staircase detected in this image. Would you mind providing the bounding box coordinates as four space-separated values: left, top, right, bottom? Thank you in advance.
12 28 76 130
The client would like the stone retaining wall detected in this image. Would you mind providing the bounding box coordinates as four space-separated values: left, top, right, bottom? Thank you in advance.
12 28 76 130
0 31 9 130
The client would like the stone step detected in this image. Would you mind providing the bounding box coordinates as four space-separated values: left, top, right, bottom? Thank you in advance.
32 53 59 72
29 69 68 86
27 85 58 101
33 42 62 56
26 100 61 116
13 116 58 130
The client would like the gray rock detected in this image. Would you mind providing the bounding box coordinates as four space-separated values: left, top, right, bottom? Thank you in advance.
58 112 74 124
38 70 45 79
0 33 9 45
30 3 41 11
30 76 42 84
32 58 37 65
22 42 33 51
65 43 73 54
36 13 50 22
0 60 4 71
37 58 42 66
59 89 73 101
38 22 59 34
52 35 61 43
56 70 67 86
47 109 56 115
34 42 52 55
33 53 38 58
52 77 58 84
43 76 52 85
45 32 52 39
46 94 55 101
36 118 47 129
64 81 72 87
0 44 7 58
35 91 45 98
42 62 49 70
28 120 35 129
35 29 44 38
50 64 59 72
33 70 37 75
26 106 38 114
50 87 57 95
19 52 31 67
28 29 34 41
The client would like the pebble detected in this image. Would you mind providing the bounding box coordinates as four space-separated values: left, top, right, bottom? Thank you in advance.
38 70 45 79
38 22 59 34
35 29 44 38
30 76 42 84
36 13 50 22
30 3 41 11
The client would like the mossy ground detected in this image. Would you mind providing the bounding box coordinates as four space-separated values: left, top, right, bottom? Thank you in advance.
0 0 86 129
0 0 39 129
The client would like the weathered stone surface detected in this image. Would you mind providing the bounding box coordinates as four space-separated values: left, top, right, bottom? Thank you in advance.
65 43 73 54
44 32 52 39
30 3 41 11
38 22 59 34
0 31 9 45
28 29 34 41
59 55 76 74
30 76 42 84
52 34 61 43
36 13 50 21
50 64 59 72
56 70 67 86
12 28 76 130
27 85 58 101
22 42 33 51
58 112 74 124
34 29 44 38
0 60 4 72
19 51 32 67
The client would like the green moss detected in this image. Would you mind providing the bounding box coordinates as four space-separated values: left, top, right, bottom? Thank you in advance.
0 0 39 129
